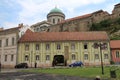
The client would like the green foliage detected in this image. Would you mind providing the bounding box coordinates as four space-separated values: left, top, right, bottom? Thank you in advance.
100 19 111 27
111 37 120 40
90 19 111 31
90 18 120 40
110 61 115 65
90 18 120 31
115 18 120 25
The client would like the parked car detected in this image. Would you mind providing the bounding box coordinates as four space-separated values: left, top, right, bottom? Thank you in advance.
15 63 28 68
69 61 83 67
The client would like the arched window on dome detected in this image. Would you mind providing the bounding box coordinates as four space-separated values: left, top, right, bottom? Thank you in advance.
58 18 60 22
53 18 55 24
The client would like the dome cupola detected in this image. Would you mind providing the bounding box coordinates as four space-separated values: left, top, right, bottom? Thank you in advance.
47 7 65 24
50 7 63 14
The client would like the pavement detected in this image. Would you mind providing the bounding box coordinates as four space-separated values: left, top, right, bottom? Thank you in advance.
0 68 112 80
0 68 19 73
0 72 94 80
0 68 95 80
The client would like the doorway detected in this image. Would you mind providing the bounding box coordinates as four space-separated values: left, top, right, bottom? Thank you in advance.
52 55 64 66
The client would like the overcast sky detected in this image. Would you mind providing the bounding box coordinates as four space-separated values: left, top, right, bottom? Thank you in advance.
0 0 120 29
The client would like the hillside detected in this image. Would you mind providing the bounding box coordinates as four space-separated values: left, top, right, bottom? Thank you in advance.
90 18 120 40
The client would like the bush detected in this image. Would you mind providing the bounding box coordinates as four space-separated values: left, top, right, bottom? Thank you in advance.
110 61 115 65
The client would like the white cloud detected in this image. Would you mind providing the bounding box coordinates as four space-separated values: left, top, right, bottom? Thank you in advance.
3 22 18 29
15 0 107 26
3 0 115 29
103 3 115 14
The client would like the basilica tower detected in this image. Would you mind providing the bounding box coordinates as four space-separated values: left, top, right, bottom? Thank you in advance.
47 7 65 24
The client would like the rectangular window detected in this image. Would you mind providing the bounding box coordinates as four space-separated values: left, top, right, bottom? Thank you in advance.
25 55 29 61
25 44 29 51
94 43 99 49
0 40 2 47
36 44 39 50
116 51 120 58
58 19 60 22
6 39 8 46
95 54 99 59
71 43 75 50
84 43 88 49
5 55 7 61
12 37 14 45
37 28 40 32
102 43 108 50
11 55 14 61
46 44 50 50
57 44 61 50
104 54 108 59
36 55 39 60
72 54 76 60
84 54 88 60
46 55 50 61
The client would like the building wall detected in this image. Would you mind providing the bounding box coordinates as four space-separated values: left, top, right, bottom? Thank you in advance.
111 49 120 64
31 21 52 32
112 3 120 19
18 41 110 67
50 17 92 32
49 10 110 32
91 11 110 23
0 33 18 68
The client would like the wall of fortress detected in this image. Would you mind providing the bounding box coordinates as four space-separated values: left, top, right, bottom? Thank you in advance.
49 3 120 32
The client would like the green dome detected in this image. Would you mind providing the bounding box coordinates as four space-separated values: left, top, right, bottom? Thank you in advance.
50 7 63 13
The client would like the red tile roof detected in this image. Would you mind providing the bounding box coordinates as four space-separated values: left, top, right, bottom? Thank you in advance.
58 13 92 24
110 40 120 49
0 27 20 32
18 29 109 43
0 27 20 35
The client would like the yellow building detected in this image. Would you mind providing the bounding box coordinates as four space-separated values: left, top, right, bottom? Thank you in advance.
18 29 110 67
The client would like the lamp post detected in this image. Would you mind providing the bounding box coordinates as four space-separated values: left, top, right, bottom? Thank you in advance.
99 43 104 75
31 51 33 68
94 42 105 75
0 62 1 72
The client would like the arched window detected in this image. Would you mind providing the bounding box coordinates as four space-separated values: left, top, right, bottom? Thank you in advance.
36 55 39 60
57 44 61 50
25 55 29 61
72 54 76 60
5 55 7 61
116 51 120 58
84 43 88 49
53 18 55 24
58 18 60 22
12 37 15 45
36 44 39 50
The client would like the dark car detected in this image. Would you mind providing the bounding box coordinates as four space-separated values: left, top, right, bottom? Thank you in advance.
15 63 28 68
69 61 83 67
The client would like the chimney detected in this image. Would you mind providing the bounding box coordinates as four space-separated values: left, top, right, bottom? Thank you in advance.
18 23 23 28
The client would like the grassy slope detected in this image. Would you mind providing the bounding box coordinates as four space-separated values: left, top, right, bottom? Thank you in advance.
22 67 120 79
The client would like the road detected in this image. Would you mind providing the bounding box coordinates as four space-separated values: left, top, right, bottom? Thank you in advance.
0 72 94 80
